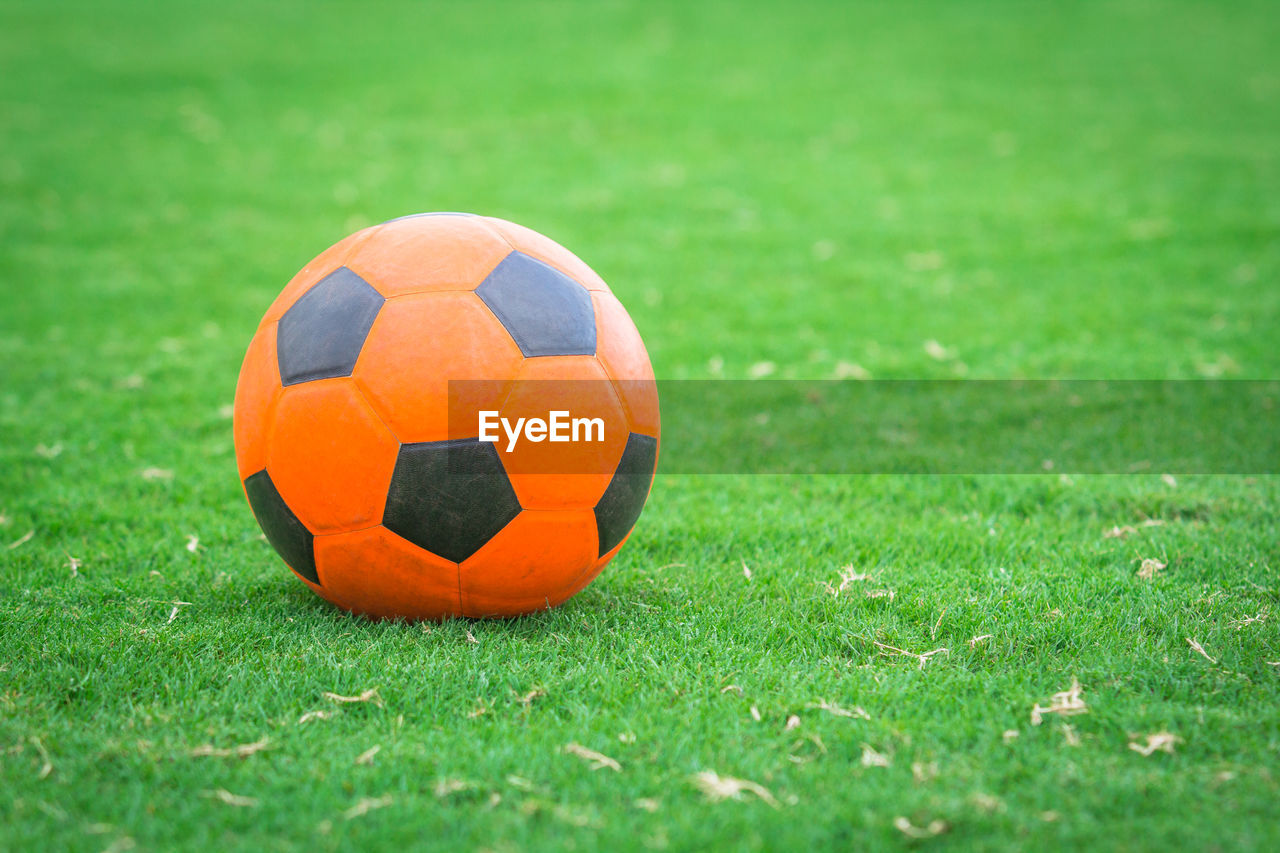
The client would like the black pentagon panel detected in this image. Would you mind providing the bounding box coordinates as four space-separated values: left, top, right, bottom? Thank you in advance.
244 469 318 584
277 266 384 386
476 251 596 357
383 438 522 563
594 432 658 557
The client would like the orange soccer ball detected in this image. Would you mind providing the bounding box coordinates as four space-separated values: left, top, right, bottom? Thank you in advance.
233 214 659 619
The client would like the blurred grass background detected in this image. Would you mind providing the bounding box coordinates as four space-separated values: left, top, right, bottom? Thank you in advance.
1 0 1278 850
4 0 1278 381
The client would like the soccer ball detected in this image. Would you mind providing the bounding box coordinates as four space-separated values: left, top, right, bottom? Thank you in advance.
233 214 659 619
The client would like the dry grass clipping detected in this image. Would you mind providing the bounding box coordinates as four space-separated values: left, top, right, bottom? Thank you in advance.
690 771 779 808
30 736 52 779
832 359 870 379
874 641 949 670
911 762 939 783
787 734 827 765
564 743 621 772
343 795 393 820
971 792 1005 814
190 738 269 759
922 336 950 357
298 710 333 724
1137 558 1166 580
7 529 34 550
35 801 68 821
323 688 383 708
203 789 258 808
433 779 474 798
893 817 948 838
1107 519 1165 538
861 744 891 768
1030 678 1087 725
931 606 947 639
1129 732 1180 756
806 700 870 720
355 745 381 765
1186 637 1217 663
165 601 193 625
506 775 537 791
820 565 872 597
1229 610 1268 629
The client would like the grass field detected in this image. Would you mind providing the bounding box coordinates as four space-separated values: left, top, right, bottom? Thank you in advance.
2 0 1279 849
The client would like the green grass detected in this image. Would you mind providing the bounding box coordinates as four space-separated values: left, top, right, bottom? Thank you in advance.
2 0 1279 849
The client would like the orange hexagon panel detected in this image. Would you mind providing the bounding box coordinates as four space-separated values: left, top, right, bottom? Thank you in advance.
345 214 512 296
591 291 660 437
314 526 461 620
459 509 598 617
233 323 281 481
354 291 524 443
496 356 629 510
267 379 399 533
